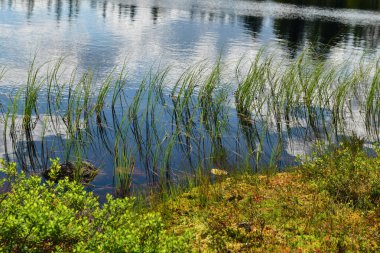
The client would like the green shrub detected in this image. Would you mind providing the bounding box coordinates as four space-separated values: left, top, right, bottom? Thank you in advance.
300 141 380 210
0 159 191 252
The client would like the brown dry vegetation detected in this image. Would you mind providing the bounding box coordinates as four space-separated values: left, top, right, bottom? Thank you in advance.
158 145 380 252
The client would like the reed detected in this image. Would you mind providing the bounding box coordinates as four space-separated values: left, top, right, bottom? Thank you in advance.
1 49 379 194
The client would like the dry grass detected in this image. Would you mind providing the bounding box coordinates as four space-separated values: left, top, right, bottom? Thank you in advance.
158 169 379 252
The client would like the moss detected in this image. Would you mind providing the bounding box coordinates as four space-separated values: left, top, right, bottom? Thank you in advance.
157 146 380 252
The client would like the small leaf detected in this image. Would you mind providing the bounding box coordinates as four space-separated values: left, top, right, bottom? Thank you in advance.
211 168 228 176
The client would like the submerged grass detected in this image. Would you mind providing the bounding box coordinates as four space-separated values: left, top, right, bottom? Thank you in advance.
0 49 379 194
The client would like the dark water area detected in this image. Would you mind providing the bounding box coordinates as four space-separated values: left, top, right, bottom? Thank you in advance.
0 0 379 196
275 0 380 11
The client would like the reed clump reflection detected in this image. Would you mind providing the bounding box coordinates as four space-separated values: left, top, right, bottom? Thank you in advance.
0 50 379 195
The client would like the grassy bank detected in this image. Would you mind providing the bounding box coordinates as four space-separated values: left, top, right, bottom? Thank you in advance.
1 141 379 252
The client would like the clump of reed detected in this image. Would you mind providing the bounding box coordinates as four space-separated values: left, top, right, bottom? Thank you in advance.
0 49 379 194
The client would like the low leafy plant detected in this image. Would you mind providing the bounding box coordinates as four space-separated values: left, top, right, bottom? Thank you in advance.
0 159 191 252
300 140 380 210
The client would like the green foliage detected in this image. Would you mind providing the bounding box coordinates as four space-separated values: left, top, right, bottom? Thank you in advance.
0 159 17 185
300 141 380 210
0 159 191 252
48 157 61 181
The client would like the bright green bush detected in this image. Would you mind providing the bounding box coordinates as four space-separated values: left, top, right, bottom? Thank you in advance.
0 159 191 252
300 141 380 210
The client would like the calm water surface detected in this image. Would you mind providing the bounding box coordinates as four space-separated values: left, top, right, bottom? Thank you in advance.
0 0 379 82
0 0 379 195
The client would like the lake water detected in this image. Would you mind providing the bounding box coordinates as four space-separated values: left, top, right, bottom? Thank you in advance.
1 0 379 82
0 0 379 195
